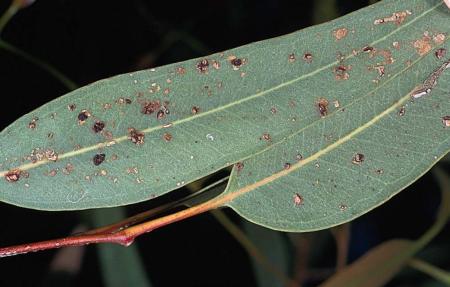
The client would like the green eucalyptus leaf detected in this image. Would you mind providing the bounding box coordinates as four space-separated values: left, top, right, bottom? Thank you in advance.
0 0 449 227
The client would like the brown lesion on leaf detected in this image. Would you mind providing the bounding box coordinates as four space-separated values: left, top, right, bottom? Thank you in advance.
212 60 221 70
333 65 351 81
435 48 447 59
303 52 313 63
333 28 348 41
288 53 296 63
67 104 76 111
442 116 450 127
433 33 446 45
196 59 209 73
93 153 106 166
283 162 291 170
176 66 186 75
191 106 200 115
352 153 365 165
78 110 91 125
293 193 304 206
373 10 411 25
163 132 172 142
413 33 433 56
116 98 132 105
128 128 145 145
228 55 246 70
316 98 329 117
5 169 22 183
235 162 244 173
28 117 38 129
141 100 161 115
260 133 271 141
398 106 406 116
92 121 105 133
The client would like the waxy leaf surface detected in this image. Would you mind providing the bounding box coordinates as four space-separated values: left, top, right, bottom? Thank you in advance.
0 0 449 234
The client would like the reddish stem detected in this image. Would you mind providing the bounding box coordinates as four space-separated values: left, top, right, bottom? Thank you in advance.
0 190 237 257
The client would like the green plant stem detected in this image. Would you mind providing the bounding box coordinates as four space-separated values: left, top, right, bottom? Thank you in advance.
210 210 296 287
0 39 78 90
408 258 450 285
0 2 19 34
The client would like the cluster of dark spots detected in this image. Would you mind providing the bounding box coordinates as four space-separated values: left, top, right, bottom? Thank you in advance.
78 110 90 125
28 117 38 129
47 132 54 139
435 48 447 59
68 104 76 111
333 65 351 80
293 193 303 206
62 163 74 175
442 116 450 127
260 133 271 141
316 98 329 117
92 121 105 133
191 106 200 115
93 153 106 166
303 52 313 63
296 153 303 161
288 53 296 63
103 103 112 110
128 128 145 145
5 169 21 183
141 100 161 115
196 59 209 73
352 153 365 165
163 133 172 142
157 110 165 120
235 162 244 173
283 162 291 170
398 106 406 116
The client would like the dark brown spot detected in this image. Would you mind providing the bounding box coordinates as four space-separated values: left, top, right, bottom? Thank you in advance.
230 58 243 68
93 153 106 166
261 133 271 141
5 169 21 183
398 106 406 116
270 107 277 114
78 110 90 124
362 46 374 52
334 65 351 80
288 53 296 63
191 106 200 115
235 162 244 172
317 98 329 117
303 53 313 63
352 153 365 165
435 48 447 59
375 169 384 174
128 128 145 145
293 193 303 206
156 110 165 120
28 117 38 129
296 153 303 161
141 100 161 115
68 104 76 111
163 133 172 142
196 59 209 73
442 116 450 127
92 121 105 133
284 162 291 170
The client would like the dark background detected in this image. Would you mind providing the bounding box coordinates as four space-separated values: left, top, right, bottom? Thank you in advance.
0 1 448 286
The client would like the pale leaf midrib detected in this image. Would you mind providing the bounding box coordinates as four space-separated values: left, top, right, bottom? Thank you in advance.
0 2 442 177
